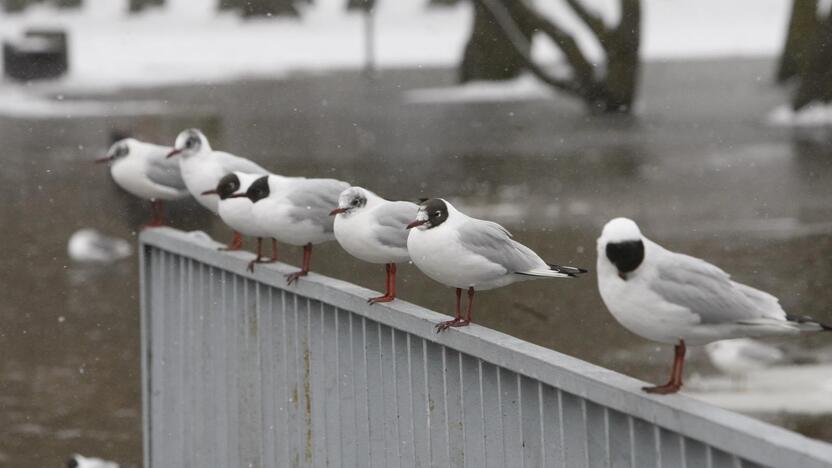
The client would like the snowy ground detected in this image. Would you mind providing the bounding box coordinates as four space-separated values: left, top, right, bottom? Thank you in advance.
0 0 792 93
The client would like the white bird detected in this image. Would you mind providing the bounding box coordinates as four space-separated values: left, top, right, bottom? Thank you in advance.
96 138 188 227
597 217 831 394
705 338 785 377
67 228 132 264
331 186 418 304
236 174 350 284
202 172 277 272
406 198 587 331
66 454 119 468
166 128 269 250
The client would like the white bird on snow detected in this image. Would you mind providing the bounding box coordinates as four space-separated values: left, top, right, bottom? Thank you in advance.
331 186 418 304
596 217 831 394
166 128 269 250
96 138 188 227
406 198 587 332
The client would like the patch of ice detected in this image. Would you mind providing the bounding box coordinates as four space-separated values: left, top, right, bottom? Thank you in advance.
67 228 132 263
767 103 832 127
404 74 553 104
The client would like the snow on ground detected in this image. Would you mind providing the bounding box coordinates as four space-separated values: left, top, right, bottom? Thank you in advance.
767 103 832 127
404 73 555 104
0 0 793 95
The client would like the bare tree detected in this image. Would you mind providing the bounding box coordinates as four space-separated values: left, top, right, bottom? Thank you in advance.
779 1 832 110
460 0 641 114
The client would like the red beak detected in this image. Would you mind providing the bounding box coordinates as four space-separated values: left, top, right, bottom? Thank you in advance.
94 156 112 164
406 219 427 230
330 207 348 216
166 148 182 158
201 189 218 196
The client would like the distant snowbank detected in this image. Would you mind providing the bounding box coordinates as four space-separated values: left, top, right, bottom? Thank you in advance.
767 103 832 127
0 0 790 93
404 74 554 104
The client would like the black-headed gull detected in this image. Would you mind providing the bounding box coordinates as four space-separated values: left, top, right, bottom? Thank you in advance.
331 186 418 304
96 138 188 227
237 174 350 284
166 128 269 250
66 454 119 468
202 172 277 272
597 217 831 394
406 198 587 332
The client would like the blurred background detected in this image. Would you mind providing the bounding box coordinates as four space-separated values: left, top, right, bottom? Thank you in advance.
1 0 832 466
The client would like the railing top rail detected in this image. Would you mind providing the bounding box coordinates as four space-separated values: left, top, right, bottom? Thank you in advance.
140 227 832 467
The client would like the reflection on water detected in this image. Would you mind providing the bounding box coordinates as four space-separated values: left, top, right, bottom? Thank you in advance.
1 58 831 466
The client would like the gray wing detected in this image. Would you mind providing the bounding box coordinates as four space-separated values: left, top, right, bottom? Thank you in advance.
650 245 786 324
146 156 187 190
372 201 419 250
457 219 544 273
216 151 270 175
286 179 350 232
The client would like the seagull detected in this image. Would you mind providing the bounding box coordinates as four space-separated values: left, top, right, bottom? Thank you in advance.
202 172 277 272
705 338 785 377
236 174 350 284
96 138 188 227
166 128 269 250
331 186 418 304
66 454 119 468
596 217 831 394
406 198 587 332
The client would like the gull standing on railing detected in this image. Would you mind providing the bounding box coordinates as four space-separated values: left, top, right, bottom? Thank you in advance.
596 217 831 394
96 138 188 228
407 198 588 331
331 186 418 304
202 172 278 272
236 174 350 284
166 128 269 250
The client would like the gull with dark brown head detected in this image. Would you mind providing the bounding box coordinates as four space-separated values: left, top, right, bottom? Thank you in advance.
406 198 587 332
597 217 831 394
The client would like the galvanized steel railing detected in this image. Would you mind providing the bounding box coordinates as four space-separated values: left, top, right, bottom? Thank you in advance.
139 228 832 468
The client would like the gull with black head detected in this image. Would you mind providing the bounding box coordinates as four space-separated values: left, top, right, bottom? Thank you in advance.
407 198 588 332
597 217 831 394
237 174 350 284
166 128 269 250
331 186 418 304
96 137 188 228
202 172 278 272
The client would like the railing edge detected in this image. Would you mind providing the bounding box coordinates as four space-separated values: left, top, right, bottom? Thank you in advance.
139 227 832 467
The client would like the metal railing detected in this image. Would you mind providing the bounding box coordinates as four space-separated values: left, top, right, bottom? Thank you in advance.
139 228 832 468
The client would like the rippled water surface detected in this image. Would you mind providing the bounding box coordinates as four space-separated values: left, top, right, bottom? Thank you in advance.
1 58 831 466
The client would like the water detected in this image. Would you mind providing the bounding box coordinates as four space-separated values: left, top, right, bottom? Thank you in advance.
1 58 831 466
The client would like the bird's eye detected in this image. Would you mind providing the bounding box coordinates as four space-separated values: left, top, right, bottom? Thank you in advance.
434 211 441 217
352 199 359 206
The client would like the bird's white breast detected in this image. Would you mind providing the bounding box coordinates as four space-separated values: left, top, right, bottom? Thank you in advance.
218 199 268 238
334 209 409 264
251 195 334 246
407 224 512 290
179 155 226 213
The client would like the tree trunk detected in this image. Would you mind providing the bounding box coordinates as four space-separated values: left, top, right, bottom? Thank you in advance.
777 0 820 83
128 0 163 12
598 0 641 112
459 0 535 83
792 8 832 109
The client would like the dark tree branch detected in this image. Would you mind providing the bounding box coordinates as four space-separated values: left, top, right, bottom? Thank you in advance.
565 0 610 42
474 0 584 95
